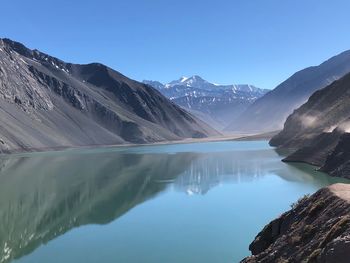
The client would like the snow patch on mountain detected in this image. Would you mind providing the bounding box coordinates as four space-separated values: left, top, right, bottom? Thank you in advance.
143 76 268 130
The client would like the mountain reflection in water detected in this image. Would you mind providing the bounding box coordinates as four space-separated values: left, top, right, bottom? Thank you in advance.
0 145 345 263
0 151 195 262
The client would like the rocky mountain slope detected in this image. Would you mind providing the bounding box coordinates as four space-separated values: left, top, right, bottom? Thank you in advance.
144 76 267 130
270 72 350 179
241 184 350 263
226 50 350 133
0 38 218 153
270 72 350 148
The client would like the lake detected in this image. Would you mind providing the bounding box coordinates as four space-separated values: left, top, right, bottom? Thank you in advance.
0 140 348 263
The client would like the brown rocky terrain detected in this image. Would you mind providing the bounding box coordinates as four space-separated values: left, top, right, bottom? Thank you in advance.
241 184 350 263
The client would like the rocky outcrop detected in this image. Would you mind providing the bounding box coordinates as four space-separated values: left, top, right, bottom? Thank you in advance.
0 38 218 153
282 129 343 167
321 133 350 178
241 184 350 263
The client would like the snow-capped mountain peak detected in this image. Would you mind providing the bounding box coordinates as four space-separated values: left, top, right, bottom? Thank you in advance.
143 76 267 95
143 76 268 130
166 75 212 89
180 76 189 82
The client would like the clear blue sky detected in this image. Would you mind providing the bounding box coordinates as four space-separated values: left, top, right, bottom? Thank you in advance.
2 0 350 89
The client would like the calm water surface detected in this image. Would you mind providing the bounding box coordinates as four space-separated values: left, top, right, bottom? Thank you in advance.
0 141 348 263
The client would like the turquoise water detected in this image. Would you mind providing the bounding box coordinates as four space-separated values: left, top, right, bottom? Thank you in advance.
0 141 347 263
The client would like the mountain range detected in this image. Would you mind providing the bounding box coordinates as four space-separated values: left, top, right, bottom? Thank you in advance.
0 38 218 153
144 76 268 130
226 49 350 133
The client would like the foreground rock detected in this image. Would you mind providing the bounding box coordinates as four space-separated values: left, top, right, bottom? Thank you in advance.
0 38 218 153
241 184 350 263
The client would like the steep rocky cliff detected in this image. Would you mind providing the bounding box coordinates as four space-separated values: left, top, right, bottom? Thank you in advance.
270 72 350 179
242 184 350 263
270 72 350 149
0 38 218 153
320 133 350 178
282 129 343 167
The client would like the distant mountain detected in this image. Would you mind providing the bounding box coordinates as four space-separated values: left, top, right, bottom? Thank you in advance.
144 76 268 130
226 50 350 133
0 38 218 153
270 72 350 179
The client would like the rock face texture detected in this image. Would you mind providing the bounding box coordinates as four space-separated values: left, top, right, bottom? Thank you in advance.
144 76 268 130
226 50 350 133
241 184 350 263
281 129 344 168
270 72 350 149
270 72 350 179
320 133 350 178
0 39 218 153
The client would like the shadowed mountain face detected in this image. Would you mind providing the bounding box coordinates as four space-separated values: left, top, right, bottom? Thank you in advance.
226 50 350 133
270 72 350 179
144 76 268 130
270 72 350 148
0 39 218 153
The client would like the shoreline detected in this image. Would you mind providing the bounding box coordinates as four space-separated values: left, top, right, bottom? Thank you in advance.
0 132 277 157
